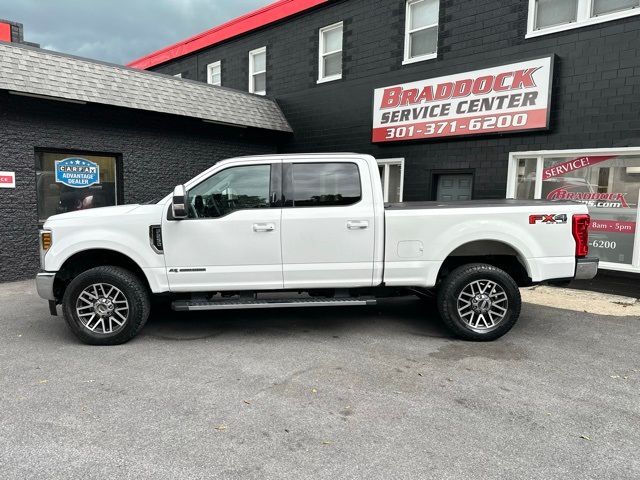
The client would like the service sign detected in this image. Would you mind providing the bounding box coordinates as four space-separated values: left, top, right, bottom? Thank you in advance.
55 158 100 188
372 56 553 142
0 171 16 189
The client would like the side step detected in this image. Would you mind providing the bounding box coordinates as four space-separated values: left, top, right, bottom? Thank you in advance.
172 296 377 312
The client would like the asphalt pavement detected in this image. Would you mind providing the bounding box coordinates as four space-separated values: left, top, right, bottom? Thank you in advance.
0 280 638 480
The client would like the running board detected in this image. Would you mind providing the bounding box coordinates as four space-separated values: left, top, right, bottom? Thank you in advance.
172 297 377 312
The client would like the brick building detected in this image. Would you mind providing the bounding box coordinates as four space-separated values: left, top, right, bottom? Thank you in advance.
129 0 640 275
0 22 290 281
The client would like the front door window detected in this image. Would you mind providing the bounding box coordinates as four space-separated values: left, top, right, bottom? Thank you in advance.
186 164 271 218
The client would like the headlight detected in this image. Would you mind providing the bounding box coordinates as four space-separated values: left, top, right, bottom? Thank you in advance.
39 229 52 269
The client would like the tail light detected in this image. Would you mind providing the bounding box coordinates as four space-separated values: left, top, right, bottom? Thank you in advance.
572 214 590 258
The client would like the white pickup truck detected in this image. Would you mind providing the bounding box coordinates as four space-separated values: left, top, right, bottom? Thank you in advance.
36 154 597 345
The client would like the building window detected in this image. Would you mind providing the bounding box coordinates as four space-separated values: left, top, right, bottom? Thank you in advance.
404 0 439 65
507 148 640 273
249 47 267 95
318 22 343 83
528 0 640 37
377 158 405 203
35 151 119 223
207 61 221 86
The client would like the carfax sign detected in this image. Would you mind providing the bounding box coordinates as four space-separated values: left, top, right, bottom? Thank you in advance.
372 56 553 142
55 158 100 188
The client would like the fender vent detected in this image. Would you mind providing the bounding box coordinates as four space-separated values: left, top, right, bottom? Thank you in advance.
149 225 163 253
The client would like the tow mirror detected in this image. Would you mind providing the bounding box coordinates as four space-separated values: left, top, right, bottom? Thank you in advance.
172 185 188 219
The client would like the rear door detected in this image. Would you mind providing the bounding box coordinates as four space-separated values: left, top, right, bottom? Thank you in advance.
280 158 376 288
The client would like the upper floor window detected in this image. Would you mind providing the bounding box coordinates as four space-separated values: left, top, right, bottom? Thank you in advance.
249 47 267 95
528 0 640 37
404 0 439 65
207 61 221 86
318 22 343 83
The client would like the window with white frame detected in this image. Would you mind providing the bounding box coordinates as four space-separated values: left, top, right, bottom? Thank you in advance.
507 148 640 273
528 0 640 37
377 158 405 203
207 61 221 86
318 22 343 83
249 47 267 95
404 0 439 64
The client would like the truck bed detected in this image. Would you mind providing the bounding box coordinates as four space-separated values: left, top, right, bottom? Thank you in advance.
385 199 577 210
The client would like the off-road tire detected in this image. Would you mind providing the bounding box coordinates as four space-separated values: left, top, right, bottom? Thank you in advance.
437 263 521 341
62 266 150 345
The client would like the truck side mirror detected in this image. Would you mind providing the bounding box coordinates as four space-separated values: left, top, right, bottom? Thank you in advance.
172 185 188 219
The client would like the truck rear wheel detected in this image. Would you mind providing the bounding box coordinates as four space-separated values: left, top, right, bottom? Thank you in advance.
437 263 521 341
62 266 150 345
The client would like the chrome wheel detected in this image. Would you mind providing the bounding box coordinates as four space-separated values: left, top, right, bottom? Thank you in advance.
75 283 129 334
456 279 508 331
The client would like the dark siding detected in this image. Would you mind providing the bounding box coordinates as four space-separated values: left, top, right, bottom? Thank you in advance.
0 92 279 281
152 0 640 201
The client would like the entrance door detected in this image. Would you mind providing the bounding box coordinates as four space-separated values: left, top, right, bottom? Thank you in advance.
162 161 283 292
281 160 376 288
436 174 473 201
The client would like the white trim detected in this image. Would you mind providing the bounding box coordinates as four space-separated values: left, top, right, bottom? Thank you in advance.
318 21 343 83
526 0 640 39
207 61 222 86
507 147 640 273
249 46 267 95
404 0 439 64
377 158 405 202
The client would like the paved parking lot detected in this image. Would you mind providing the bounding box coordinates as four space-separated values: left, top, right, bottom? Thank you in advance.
0 280 638 480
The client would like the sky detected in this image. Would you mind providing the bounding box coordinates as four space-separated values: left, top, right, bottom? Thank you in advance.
1 0 268 65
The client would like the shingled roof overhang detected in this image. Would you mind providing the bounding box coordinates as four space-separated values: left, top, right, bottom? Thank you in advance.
127 0 329 70
0 42 293 133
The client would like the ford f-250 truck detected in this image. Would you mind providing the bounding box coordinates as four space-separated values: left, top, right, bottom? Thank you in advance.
36 154 598 345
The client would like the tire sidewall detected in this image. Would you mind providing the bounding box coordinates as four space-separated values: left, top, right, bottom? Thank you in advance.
62 267 149 345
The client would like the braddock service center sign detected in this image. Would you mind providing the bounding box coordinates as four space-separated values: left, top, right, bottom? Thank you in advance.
372 56 553 142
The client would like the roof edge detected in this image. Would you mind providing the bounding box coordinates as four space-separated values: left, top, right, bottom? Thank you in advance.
127 0 329 70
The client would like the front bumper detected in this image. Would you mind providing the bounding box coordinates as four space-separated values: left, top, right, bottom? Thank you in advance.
574 258 599 280
36 272 56 301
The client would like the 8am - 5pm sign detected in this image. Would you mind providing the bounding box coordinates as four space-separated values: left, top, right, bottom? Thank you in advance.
372 56 553 143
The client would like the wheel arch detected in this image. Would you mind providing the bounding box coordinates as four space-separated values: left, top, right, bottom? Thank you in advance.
437 240 532 287
53 248 151 300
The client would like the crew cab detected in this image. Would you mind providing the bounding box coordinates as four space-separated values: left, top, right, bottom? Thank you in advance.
36 154 598 345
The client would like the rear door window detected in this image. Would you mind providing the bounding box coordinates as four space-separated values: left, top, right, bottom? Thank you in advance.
286 162 361 207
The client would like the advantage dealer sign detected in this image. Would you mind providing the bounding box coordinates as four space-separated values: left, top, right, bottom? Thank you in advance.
372 56 553 142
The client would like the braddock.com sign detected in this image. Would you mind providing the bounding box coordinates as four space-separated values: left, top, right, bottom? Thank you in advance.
372 56 553 142
55 158 100 188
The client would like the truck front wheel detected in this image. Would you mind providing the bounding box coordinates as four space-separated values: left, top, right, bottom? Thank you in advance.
62 266 151 345
437 263 521 341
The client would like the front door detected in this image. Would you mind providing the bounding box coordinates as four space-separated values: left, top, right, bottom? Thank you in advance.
162 161 283 292
436 174 473 201
280 160 376 288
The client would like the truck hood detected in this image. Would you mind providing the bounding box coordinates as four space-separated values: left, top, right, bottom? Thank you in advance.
45 204 142 223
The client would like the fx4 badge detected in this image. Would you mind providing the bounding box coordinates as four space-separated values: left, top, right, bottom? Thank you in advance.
529 214 568 225
169 268 207 273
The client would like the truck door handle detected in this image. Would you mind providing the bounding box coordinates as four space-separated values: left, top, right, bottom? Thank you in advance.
253 223 275 232
347 220 369 230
